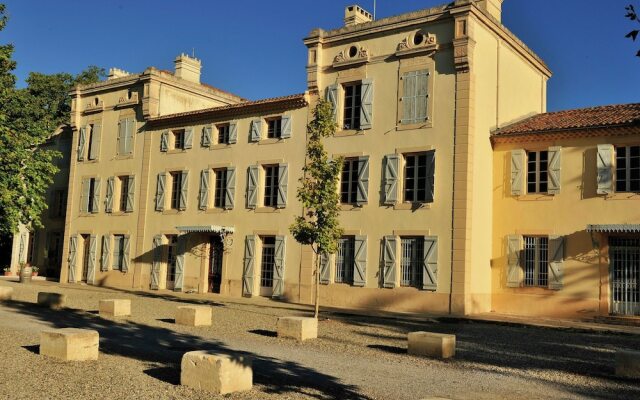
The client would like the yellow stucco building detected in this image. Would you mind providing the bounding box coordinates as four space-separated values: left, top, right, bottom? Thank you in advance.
10 0 640 319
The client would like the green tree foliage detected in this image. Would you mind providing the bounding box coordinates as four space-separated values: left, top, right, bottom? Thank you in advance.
0 4 105 234
626 4 640 57
290 99 343 318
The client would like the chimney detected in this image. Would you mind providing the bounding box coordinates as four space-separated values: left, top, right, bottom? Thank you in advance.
174 53 202 84
108 68 131 80
344 5 373 27
476 0 504 22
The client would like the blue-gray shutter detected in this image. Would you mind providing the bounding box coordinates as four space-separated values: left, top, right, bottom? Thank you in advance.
126 119 135 154
80 178 90 213
201 126 212 147
281 115 292 139
353 235 367 287
179 171 189 211
423 236 438 291
548 235 564 290
277 163 288 208
155 173 166 211
228 121 238 144
125 175 135 212
150 235 162 290
250 119 261 142
105 177 114 213
356 156 369 205
360 78 373 130
68 235 78 283
382 236 397 288
174 235 185 291
224 167 236 210
383 155 399 205
183 128 193 149
506 235 523 288
87 235 97 285
273 236 286 298
246 165 258 209
401 70 429 124
100 235 110 272
511 149 525 196
243 235 256 297
160 131 169 152
122 235 130 273
117 120 125 155
199 169 209 211
88 124 101 160
547 146 562 195
319 253 330 285
597 144 614 195
77 127 86 161
325 84 338 122
91 178 100 213
426 150 435 203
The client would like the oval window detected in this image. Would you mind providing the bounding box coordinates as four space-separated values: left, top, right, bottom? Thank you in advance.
413 33 424 46
348 45 358 58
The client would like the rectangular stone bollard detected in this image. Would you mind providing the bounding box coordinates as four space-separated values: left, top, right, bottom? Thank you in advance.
616 349 640 378
181 351 252 394
99 299 131 317
40 328 99 361
276 316 318 341
408 331 456 359
37 292 66 309
176 306 212 327
0 286 13 301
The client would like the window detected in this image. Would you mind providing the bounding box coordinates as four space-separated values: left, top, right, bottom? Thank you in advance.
112 234 125 271
214 168 227 209
173 130 185 150
401 70 429 125
267 118 282 139
523 236 549 287
263 165 279 207
341 158 360 204
260 236 275 288
170 172 182 210
401 237 424 288
616 146 640 192
217 124 230 144
166 235 178 283
343 83 362 130
118 118 135 155
404 153 428 203
119 176 130 212
335 237 355 284
527 151 548 193
26 233 36 264
51 189 67 218
87 178 98 213
78 123 100 161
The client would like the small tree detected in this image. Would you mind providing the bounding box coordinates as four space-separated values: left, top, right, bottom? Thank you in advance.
290 99 343 318
625 4 640 57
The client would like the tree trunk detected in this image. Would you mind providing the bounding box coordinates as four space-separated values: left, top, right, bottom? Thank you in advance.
314 251 320 319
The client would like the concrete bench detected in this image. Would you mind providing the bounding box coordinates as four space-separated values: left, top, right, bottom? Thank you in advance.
37 292 66 309
276 316 318 341
408 331 456 359
99 299 131 317
40 328 99 361
176 306 212 327
616 349 640 378
0 286 13 301
181 351 252 394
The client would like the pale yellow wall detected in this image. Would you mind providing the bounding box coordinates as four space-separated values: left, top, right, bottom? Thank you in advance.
157 83 227 116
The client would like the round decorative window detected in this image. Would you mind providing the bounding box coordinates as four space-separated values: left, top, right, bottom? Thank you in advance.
348 45 358 58
413 32 425 46
94 97 100 106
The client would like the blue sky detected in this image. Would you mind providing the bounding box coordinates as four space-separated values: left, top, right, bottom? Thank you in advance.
2 0 638 111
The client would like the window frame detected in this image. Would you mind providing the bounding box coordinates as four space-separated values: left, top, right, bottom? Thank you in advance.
266 117 283 139
342 82 362 131
166 235 178 283
523 236 549 288
213 168 227 209
526 150 549 194
396 63 434 131
172 129 185 150
260 236 276 288
615 145 640 193
340 158 360 205
52 188 67 218
400 237 424 288
335 236 355 284
263 164 279 208
87 178 97 213
403 152 429 203
118 176 130 212
112 234 126 271
217 123 230 145
170 171 182 210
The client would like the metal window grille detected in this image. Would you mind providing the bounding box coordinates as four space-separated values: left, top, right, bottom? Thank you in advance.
404 153 428 202
340 158 360 204
217 124 230 144
260 236 276 287
214 168 227 209
343 83 362 130
170 172 181 210
263 165 279 207
119 176 130 212
87 178 96 212
267 118 282 138
166 235 178 282
173 130 184 149
401 237 424 288
616 146 640 193
523 236 549 287
112 234 125 271
610 237 640 316
335 237 355 284
526 151 549 194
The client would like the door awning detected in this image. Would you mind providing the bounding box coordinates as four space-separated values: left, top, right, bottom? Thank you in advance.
586 224 640 233
175 225 234 234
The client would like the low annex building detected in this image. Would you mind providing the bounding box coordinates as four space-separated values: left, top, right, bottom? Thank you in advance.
10 1 640 319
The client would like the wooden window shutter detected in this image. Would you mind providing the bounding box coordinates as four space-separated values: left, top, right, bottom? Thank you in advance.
422 236 438 291
356 156 369 205
246 165 259 209
199 169 209 211
224 166 236 210
155 173 166 211
160 131 169 152
68 235 78 283
88 124 101 160
383 154 400 204
105 177 115 213
122 235 130 272
201 126 212 147
228 121 238 144
360 78 374 130
243 235 256 297
281 115 292 139
80 178 89 213
100 235 110 272
547 146 562 195
183 128 193 149
125 175 135 212
382 236 397 288
174 235 185 291
597 144 614 195
91 178 100 213
277 163 288 209
548 235 564 290
117 120 125 155
353 235 367 287
506 235 523 288
250 119 261 142
319 253 330 285
179 171 189 211
426 150 435 203
401 71 416 124
272 236 286 298
87 235 97 285
77 127 86 161
150 235 162 290
510 149 525 196
325 84 339 122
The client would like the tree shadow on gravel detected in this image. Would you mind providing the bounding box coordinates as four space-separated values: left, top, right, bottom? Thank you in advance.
3 300 370 400
326 312 640 400
249 329 277 338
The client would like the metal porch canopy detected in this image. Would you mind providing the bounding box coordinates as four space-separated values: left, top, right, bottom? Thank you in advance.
175 225 234 234
586 224 640 233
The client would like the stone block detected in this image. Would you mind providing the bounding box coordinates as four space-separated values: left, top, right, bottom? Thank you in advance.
181 351 252 394
99 299 131 317
0 286 13 301
40 328 99 361
176 306 212 327
37 292 66 309
408 331 456 359
276 316 318 341
616 349 640 378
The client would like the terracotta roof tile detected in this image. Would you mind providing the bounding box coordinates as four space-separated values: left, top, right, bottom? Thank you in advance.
493 103 640 136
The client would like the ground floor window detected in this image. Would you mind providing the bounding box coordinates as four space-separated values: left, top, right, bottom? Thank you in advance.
166 235 178 283
112 234 125 271
260 236 275 287
335 236 354 284
610 237 640 316
401 237 423 288
523 236 548 287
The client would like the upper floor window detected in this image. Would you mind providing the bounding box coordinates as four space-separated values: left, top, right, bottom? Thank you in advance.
214 168 228 209
616 145 640 192
174 130 185 150
119 176 131 212
117 118 135 156
527 151 548 194
217 124 230 144
343 83 362 130
81 177 100 214
267 118 282 139
400 70 429 125
170 171 183 210
160 129 193 152
77 123 101 161
50 189 67 218
404 152 431 203
246 164 288 209
340 157 369 205
155 171 188 212
263 165 279 207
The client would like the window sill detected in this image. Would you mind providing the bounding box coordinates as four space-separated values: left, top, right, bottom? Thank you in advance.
210 144 232 150
339 204 364 211
205 208 229 214
255 207 280 213
162 209 184 215
108 211 133 216
79 212 99 217
515 194 554 201
604 192 640 200
335 129 365 138
508 286 555 294
167 149 187 155
393 202 431 210
115 154 134 160
396 120 433 131
258 138 283 145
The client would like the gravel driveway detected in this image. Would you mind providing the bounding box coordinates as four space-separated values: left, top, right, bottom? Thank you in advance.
0 280 639 400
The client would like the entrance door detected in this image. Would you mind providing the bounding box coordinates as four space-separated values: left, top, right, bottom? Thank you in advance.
208 236 223 293
166 235 178 290
81 234 90 282
610 237 640 316
259 236 275 297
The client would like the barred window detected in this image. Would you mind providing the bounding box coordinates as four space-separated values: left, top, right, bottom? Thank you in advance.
527 151 548 193
263 165 279 207
214 168 227 209
341 158 360 204
335 237 355 284
616 146 640 193
260 236 275 287
112 234 125 271
523 236 548 287
343 83 362 130
401 237 424 288
170 172 182 210
166 235 178 282
217 124 230 144
119 176 130 212
404 153 428 202
267 118 282 139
